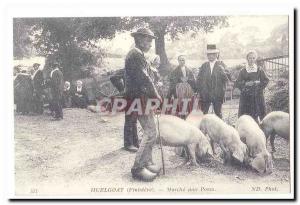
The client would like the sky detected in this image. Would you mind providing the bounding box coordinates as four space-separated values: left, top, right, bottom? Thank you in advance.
206 15 288 44
100 15 288 55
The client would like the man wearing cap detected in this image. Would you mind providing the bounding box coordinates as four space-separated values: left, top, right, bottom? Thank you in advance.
196 44 229 118
32 63 44 114
50 63 64 120
124 28 162 182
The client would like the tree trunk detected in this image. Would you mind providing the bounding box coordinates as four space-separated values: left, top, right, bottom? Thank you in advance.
154 31 170 69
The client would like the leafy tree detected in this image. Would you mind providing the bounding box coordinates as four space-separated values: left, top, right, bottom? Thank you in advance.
218 32 245 59
14 17 228 78
15 18 123 80
121 16 229 68
13 18 34 59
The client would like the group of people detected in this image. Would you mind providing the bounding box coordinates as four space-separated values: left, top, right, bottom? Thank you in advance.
14 63 45 115
14 27 270 182
14 61 92 120
120 28 269 182
14 63 65 120
62 80 90 109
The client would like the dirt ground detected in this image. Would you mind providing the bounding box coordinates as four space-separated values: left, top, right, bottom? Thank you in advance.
14 100 291 197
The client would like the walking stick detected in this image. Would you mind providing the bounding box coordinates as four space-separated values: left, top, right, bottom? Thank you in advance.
156 112 165 175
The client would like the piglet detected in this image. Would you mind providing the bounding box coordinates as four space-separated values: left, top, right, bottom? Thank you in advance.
260 111 290 153
236 115 273 174
199 114 248 165
186 109 204 128
158 115 213 166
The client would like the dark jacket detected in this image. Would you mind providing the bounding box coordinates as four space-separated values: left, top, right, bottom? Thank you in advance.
63 87 73 108
14 73 34 102
110 69 125 93
235 67 269 119
50 69 64 100
124 47 158 99
167 66 196 98
72 86 89 108
196 61 229 102
73 87 88 100
32 70 44 95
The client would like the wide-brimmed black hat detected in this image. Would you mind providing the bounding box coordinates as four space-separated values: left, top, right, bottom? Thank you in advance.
206 44 219 54
131 28 157 39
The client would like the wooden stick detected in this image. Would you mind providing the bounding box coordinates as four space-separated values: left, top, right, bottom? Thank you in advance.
156 113 165 175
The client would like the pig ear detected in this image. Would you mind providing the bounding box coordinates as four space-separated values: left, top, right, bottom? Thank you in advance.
232 149 244 163
257 116 262 125
251 155 265 174
265 153 274 174
207 145 213 156
245 146 250 156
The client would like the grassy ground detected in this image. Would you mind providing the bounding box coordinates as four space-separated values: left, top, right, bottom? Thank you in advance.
14 100 291 197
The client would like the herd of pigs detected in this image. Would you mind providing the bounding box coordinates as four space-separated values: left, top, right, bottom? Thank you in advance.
158 111 290 174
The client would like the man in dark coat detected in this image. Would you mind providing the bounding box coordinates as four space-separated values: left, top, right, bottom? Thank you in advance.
50 64 64 120
196 44 229 118
125 28 162 182
32 63 44 114
14 69 34 114
110 69 140 153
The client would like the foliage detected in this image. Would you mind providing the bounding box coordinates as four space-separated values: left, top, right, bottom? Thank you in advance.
43 44 97 81
122 16 228 38
13 19 34 59
14 17 228 78
265 71 289 113
14 18 124 80
121 16 229 68
217 22 288 59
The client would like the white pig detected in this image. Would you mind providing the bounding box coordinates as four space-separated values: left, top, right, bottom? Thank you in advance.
260 111 290 153
158 115 213 166
236 115 273 174
199 114 248 164
186 109 204 128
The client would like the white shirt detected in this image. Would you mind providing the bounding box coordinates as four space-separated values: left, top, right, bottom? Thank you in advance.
32 69 39 80
180 66 187 78
50 68 59 78
77 86 82 93
209 60 217 74
64 86 70 91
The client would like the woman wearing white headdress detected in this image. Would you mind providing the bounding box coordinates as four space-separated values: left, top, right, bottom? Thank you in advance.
148 54 161 83
167 54 196 119
235 50 269 122
72 80 89 108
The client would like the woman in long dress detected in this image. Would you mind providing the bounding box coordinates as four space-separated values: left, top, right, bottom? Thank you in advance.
167 55 196 119
235 50 269 122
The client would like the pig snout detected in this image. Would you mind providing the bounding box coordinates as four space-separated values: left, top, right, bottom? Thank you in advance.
232 143 248 163
264 152 274 174
195 137 214 160
250 152 273 174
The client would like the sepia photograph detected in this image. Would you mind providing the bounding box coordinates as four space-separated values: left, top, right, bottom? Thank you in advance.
10 12 294 199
